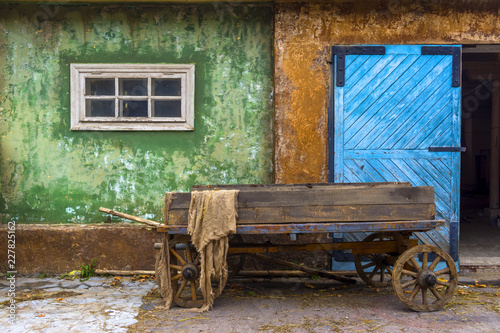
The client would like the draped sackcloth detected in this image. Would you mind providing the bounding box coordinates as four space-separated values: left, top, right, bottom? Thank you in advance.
187 189 239 312
156 189 238 311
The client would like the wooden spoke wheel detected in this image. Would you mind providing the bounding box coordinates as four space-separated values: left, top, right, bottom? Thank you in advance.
355 232 397 287
393 244 458 312
168 235 227 308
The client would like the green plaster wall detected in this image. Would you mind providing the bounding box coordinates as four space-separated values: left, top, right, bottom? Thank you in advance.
0 3 274 223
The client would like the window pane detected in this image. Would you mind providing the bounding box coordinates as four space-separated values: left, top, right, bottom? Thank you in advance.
153 100 182 117
121 100 148 117
120 79 147 96
153 79 181 96
86 100 115 117
86 79 114 96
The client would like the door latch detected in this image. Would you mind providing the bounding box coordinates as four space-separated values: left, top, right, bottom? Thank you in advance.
428 147 466 152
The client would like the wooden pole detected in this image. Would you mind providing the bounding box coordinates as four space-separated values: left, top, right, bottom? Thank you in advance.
248 253 356 284
95 269 358 278
235 270 357 278
98 207 162 227
95 269 155 276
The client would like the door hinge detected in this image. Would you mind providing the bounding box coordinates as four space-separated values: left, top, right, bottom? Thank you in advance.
331 46 386 87
449 222 459 262
421 46 461 87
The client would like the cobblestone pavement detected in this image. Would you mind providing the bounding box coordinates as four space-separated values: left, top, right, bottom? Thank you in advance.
1 270 499 333
1 276 156 332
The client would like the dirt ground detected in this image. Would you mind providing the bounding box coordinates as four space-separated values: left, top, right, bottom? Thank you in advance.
128 274 500 333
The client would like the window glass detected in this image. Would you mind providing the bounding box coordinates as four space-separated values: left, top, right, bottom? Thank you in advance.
121 100 148 117
85 100 115 117
153 78 181 96
87 79 114 96
153 100 182 117
120 79 148 96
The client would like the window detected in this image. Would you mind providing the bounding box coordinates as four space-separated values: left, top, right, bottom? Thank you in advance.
70 64 194 131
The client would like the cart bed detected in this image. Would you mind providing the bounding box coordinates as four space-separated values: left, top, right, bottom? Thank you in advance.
163 182 437 227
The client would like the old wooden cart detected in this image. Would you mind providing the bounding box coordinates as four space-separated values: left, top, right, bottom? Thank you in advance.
103 182 458 312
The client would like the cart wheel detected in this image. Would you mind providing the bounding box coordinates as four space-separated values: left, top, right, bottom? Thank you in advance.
393 244 458 312
355 232 397 287
168 235 227 308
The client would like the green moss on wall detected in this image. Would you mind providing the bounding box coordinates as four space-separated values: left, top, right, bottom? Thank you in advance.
0 3 274 223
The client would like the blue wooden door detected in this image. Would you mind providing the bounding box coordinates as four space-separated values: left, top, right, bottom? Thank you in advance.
330 45 461 262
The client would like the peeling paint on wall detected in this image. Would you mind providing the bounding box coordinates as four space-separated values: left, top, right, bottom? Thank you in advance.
0 3 274 223
274 0 500 184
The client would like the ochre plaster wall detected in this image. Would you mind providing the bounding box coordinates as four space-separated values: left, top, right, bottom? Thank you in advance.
274 0 500 183
0 3 274 223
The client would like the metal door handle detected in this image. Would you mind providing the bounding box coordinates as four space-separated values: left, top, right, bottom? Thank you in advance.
428 147 466 152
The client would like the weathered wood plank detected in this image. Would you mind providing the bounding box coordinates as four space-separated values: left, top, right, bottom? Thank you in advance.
226 239 419 255
165 192 191 209
237 186 434 207
157 220 446 234
165 203 435 225
192 181 411 191
167 186 434 209
354 55 428 149
344 54 408 132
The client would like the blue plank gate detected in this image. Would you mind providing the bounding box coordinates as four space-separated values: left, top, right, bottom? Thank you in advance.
328 45 462 265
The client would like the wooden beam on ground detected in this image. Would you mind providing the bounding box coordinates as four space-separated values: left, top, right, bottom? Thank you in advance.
95 269 155 276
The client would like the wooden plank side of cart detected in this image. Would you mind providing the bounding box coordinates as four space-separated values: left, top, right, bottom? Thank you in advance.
163 183 438 227
157 220 446 234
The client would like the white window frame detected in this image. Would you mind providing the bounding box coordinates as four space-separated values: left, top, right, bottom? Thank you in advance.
70 64 195 131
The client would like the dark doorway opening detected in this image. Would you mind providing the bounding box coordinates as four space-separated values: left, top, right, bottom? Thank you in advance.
460 45 500 265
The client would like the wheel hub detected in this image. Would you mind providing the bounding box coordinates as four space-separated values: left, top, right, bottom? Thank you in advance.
418 269 437 287
374 254 389 268
182 263 199 281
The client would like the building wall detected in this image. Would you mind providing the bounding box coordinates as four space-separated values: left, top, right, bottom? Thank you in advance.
274 0 500 184
0 3 274 223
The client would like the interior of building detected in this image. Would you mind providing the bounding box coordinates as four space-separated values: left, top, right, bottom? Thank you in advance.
460 44 500 265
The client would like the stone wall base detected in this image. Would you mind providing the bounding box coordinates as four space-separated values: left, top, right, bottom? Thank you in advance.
0 224 162 275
